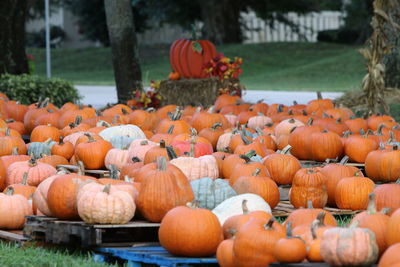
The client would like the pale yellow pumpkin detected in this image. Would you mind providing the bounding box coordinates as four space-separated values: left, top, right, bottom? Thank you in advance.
77 184 135 224
104 148 131 169
247 113 273 130
170 155 219 181
216 132 234 152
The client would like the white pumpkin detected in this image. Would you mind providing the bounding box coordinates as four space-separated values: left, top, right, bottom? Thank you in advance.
170 155 219 181
104 148 131 169
216 132 233 152
247 113 273 129
212 193 272 225
99 125 146 142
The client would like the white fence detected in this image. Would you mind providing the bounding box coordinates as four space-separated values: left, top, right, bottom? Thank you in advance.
242 11 345 43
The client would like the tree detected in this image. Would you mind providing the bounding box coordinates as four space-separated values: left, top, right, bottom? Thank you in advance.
0 0 30 74
104 0 142 103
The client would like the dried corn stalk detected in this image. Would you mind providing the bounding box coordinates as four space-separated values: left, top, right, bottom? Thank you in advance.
361 0 400 114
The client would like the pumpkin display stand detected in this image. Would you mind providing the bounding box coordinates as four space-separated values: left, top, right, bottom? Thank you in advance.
158 78 242 107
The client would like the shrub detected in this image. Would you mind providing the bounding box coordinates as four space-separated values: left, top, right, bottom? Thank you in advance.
0 74 82 107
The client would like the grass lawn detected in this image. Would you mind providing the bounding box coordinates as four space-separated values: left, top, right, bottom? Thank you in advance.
28 42 365 92
0 242 116 267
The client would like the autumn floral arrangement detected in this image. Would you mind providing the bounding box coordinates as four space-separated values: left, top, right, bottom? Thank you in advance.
128 80 162 109
204 54 244 96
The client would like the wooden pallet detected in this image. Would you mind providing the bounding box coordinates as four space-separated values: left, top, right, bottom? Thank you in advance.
272 200 360 217
95 246 219 267
0 230 29 246
300 160 365 169
23 216 160 248
56 165 110 178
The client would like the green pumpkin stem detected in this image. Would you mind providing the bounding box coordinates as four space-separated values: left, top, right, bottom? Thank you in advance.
186 200 199 209
156 157 168 171
77 161 86 175
211 123 223 131
367 193 377 214
280 145 292 155
58 136 64 145
75 116 82 126
5 187 14 196
21 172 29 185
132 157 141 163
159 140 166 149
339 156 349 165
240 150 256 163
103 184 111 194
252 168 261 176
310 220 319 240
168 107 183 121
84 133 96 143
166 146 177 160
240 133 252 145
6 119 15 123
109 165 119 179
316 212 326 227
5 128 10 136
286 222 293 238
167 125 175 134
28 157 37 167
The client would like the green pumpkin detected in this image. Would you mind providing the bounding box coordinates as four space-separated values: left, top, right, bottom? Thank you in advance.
190 177 237 210
110 136 134 149
28 139 56 159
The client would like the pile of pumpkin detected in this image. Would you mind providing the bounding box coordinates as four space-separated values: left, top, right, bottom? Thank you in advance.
0 91 399 266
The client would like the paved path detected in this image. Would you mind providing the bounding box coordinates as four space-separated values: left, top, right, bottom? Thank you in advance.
76 85 344 109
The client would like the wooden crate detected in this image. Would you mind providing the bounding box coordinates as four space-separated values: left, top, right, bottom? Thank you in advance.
23 216 160 248
0 230 29 246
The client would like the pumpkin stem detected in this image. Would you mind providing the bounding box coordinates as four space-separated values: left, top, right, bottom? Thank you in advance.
255 127 264 136
5 187 14 196
306 200 314 209
211 123 223 131
293 100 298 105
132 157 141 163
77 161 86 175
189 142 195 158
339 156 349 165
190 128 198 137
58 136 64 145
124 175 132 183
377 124 385 135
121 108 129 115
103 184 111 194
207 106 215 114
28 157 37 167
74 116 82 126
288 118 295 124
21 172 29 185
306 168 316 174
109 165 119 179
190 23 197 40
316 212 326 227
167 125 175 134
240 133 252 145
280 145 292 155
286 222 293 238
381 208 391 215
186 200 199 209
84 133 96 143
241 199 249 214
367 193 377 214
112 115 120 125
277 104 283 113
257 112 264 117
252 168 261 176
240 150 256 163
6 119 15 123
168 107 183 121
310 220 319 240
140 140 148 146
5 128 10 136
156 157 168 171
159 140 166 149
227 228 237 237
316 91 322 100
11 147 19 155
166 146 177 160
264 218 275 230
396 178 400 185
307 118 314 126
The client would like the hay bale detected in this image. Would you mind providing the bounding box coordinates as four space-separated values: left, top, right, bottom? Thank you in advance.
158 78 240 107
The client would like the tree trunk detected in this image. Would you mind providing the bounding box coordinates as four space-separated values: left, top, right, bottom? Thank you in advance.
103 0 142 103
200 0 242 44
0 0 29 75
382 1 400 89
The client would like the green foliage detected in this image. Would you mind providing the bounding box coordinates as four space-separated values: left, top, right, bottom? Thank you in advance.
0 74 81 107
0 242 116 266
28 42 364 92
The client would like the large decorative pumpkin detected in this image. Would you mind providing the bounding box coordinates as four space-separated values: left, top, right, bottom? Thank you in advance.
77 184 135 224
136 157 194 222
310 130 343 161
212 193 272 225
158 202 223 257
0 188 33 229
170 37 217 79
6 158 57 186
190 177 236 210
320 223 379 266
289 168 328 209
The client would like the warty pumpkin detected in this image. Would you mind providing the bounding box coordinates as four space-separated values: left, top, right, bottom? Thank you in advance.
77 184 135 224
158 202 223 257
320 222 379 266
